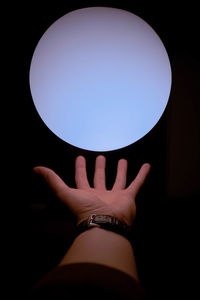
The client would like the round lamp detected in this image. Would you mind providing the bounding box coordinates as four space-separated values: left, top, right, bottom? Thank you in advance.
29 7 172 151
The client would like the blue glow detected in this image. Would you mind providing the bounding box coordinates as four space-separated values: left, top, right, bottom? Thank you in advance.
29 7 172 151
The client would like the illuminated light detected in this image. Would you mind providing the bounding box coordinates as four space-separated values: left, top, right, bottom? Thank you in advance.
29 7 172 151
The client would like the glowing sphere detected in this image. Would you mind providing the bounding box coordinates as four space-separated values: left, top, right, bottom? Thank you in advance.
29 7 172 151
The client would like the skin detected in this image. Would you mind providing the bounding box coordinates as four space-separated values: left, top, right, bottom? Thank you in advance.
34 155 151 281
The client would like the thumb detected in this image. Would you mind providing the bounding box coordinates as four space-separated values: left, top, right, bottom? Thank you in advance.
33 166 70 198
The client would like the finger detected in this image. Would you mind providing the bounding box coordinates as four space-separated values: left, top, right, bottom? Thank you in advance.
112 158 128 191
75 156 90 189
33 166 69 197
126 163 151 197
93 155 106 190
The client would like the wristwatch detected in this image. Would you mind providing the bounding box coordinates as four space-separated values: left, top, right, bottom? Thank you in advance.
75 214 134 241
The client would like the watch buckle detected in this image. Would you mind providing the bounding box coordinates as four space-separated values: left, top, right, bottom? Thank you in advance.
88 214 100 227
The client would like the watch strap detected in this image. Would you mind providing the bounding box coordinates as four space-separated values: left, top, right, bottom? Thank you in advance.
75 214 133 241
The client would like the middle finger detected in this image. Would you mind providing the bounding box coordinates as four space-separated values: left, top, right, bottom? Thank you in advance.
93 155 106 190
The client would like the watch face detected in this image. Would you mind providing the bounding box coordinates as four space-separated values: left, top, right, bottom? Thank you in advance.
94 215 113 223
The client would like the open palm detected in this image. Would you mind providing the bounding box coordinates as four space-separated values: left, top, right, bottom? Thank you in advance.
34 155 151 226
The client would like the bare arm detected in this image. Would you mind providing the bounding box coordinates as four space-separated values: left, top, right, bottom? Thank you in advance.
58 226 140 281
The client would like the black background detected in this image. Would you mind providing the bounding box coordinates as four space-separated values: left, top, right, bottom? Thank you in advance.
9 1 199 299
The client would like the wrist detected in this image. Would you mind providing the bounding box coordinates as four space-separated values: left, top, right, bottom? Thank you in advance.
75 226 132 247
75 214 133 242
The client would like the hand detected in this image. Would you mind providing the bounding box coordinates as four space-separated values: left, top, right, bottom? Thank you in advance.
34 155 151 226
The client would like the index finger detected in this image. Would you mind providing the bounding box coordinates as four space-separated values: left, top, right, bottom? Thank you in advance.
75 156 90 189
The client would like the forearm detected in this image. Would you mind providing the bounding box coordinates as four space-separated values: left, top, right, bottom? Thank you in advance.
58 227 140 282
